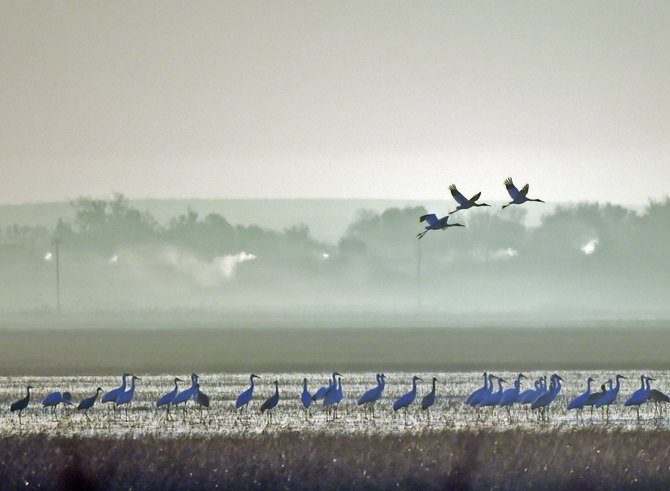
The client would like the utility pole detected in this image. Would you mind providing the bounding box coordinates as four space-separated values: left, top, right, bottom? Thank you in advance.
54 238 61 315
416 239 422 310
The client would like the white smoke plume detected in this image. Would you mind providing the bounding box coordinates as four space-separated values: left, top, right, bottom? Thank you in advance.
581 239 599 255
160 247 257 287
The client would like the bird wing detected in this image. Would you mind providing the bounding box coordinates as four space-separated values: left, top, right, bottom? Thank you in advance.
449 185 469 206
419 214 439 225
520 183 529 197
504 177 522 200
469 192 481 203
236 387 253 408
101 387 121 403
438 215 450 227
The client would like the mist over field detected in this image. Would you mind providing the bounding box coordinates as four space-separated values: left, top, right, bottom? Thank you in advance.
0 195 667 322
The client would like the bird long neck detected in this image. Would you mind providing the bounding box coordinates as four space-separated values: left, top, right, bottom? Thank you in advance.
337 378 342 390
411 378 418 394
250 376 256 389
496 379 503 393
639 376 645 390
26 387 31 398
274 382 279 395
431 379 437 393
645 378 651 391
129 378 136 391
614 377 621 391
121 375 127 390
174 379 180 391
303 379 308 390
586 379 592 392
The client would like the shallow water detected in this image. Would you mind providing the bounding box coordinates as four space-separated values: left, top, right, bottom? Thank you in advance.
0 371 667 438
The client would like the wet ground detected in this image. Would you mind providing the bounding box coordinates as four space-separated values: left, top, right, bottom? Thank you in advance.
0 371 667 437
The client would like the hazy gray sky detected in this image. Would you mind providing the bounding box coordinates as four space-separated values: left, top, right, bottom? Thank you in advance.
1 1 669 204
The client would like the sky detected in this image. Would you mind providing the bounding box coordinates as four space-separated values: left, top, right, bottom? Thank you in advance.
1 1 669 205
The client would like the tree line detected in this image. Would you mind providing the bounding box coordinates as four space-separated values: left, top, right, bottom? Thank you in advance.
0 194 668 314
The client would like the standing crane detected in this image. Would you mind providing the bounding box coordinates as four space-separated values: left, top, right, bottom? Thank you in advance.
115 375 140 418
236 374 261 411
157 377 184 420
42 391 73 417
567 376 595 420
393 375 422 424
358 373 386 418
77 387 104 421
102 372 128 407
625 375 653 420
531 374 563 421
466 372 491 407
172 373 200 412
499 373 526 421
323 376 344 420
301 378 312 417
313 372 341 401
260 380 280 423
10 385 34 424
595 374 627 420
421 377 438 419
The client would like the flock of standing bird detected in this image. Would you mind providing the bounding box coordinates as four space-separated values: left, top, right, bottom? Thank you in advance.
8 371 670 425
417 177 544 238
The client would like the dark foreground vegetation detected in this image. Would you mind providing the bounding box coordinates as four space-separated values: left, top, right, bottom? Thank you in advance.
1 429 669 490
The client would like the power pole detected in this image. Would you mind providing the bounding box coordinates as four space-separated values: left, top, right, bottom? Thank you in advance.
54 238 61 315
416 240 422 310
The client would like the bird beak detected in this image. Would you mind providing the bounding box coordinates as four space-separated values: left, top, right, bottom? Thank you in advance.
500 378 508 383
520 374 527 379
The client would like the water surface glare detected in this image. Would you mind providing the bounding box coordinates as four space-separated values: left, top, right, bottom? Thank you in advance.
0 371 668 438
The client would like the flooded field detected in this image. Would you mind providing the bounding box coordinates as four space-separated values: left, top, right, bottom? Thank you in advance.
0 370 668 438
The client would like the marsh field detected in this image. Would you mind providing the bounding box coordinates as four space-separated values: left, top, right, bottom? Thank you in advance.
1 323 670 489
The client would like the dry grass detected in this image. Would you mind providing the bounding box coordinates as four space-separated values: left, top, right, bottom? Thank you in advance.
1 429 670 490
